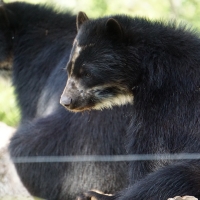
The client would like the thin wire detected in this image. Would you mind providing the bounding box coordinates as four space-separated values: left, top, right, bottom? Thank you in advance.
12 153 200 163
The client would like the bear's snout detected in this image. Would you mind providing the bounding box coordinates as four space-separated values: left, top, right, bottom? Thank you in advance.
60 95 72 108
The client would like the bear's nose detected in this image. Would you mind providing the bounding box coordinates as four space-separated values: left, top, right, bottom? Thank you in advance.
60 96 72 107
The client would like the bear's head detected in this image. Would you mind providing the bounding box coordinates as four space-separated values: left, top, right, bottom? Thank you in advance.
60 12 142 112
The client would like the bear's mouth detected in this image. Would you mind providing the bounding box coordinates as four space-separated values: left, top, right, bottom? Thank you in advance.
64 105 92 113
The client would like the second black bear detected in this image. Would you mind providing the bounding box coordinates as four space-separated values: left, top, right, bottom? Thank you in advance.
0 2 131 200
60 12 200 200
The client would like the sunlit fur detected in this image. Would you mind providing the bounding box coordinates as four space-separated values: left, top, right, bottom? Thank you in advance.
91 84 134 110
70 45 82 76
93 93 133 110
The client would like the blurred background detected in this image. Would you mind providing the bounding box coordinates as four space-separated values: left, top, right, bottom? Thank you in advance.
1 0 200 127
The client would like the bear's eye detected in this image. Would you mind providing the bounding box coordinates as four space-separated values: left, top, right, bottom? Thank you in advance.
80 64 92 79
84 72 92 78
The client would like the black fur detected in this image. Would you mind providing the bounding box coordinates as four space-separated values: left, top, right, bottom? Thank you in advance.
62 13 200 200
0 1 14 70
0 3 131 200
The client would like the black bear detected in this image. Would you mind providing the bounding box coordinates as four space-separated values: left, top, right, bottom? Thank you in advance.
60 12 200 200
0 2 131 200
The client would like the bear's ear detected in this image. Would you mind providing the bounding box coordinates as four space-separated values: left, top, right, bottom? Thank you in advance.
105 18 124 40
76 11 89 30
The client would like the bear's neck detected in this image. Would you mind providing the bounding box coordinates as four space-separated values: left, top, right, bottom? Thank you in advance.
124 20 200 141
